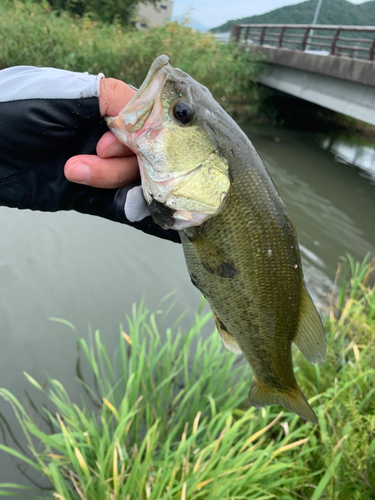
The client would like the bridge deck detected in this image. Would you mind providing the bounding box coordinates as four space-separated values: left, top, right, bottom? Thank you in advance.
231 24 375 125
252 46 375 87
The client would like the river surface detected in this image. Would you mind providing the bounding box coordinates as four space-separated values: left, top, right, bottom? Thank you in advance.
0 123 375 490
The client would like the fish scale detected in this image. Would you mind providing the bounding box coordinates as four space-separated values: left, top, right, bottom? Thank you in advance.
181 184 301 383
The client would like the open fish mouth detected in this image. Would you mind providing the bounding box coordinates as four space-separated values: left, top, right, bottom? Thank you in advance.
106 55 170 139
106 54 231 231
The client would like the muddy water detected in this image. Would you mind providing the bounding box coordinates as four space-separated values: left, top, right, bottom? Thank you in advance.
246 125 375 305
0 123 374 490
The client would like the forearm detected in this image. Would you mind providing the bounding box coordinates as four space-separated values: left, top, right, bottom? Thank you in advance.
0 66 109 214
0 66 180 242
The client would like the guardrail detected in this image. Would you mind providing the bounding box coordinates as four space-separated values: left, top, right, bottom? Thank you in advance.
230 24 375 61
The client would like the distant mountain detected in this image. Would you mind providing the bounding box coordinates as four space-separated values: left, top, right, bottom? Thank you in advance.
189 20 209 32
211 0 375 33
172 16 209 32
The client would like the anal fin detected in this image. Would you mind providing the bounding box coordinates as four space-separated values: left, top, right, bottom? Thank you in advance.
293 286 326 364
212 310 242 355
249 377 318 424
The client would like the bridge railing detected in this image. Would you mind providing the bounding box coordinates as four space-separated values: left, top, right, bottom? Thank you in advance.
230 24 375 61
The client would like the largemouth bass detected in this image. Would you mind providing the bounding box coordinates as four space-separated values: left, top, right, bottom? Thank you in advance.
107 55 326 424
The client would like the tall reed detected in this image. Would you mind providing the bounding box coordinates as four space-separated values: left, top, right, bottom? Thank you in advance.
1 257 374 498
0 300 312 499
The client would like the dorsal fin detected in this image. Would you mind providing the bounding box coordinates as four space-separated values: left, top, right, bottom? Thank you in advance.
293 286 326 364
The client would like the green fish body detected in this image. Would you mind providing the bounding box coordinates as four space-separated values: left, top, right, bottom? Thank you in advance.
107 55 326 424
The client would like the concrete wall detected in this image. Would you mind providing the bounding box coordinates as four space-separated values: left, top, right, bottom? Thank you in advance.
251 46 375 87
258 64 375 126
136 1 173 30
251 47 375 126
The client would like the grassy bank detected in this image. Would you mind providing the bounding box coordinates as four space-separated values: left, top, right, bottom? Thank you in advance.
0 1 262 118
3 2 373 134
0 257 374 499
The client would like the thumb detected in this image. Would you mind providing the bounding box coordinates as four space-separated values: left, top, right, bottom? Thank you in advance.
99 78 136 117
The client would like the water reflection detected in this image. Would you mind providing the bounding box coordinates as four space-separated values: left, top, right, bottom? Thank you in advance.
320 134 375 183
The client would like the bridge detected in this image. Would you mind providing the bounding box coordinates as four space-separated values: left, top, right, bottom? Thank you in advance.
230 24 375 126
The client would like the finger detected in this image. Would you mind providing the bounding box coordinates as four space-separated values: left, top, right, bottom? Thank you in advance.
97 131 134 158
99 78 136 117
64 155 139 189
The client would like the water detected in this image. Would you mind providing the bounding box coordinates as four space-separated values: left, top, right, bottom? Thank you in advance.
0 123 375 490
245 124 375 307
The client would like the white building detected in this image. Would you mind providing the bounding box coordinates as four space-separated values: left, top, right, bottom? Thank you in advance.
136 1 173 30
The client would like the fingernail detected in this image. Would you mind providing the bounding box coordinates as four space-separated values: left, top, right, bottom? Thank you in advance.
67 162 90 183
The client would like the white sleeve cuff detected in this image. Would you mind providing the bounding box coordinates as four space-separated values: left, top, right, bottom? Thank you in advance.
124 185 150 222
0 66 105 102
96 72 105 97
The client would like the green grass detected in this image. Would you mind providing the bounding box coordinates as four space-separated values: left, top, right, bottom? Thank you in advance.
0 257 374 499
0 300 312 499
0 1 262 119
295 256 375 499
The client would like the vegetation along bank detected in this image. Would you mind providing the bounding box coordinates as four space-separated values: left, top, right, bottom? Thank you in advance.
0 257 374 498
0 1 263 120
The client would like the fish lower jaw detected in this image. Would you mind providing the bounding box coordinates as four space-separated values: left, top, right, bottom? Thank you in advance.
144 183 220 229
169 210 210 230
142 176 213 230
140 160 226 230
146 195 212 230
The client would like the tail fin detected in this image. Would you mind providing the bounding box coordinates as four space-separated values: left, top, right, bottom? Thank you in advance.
249 377 318 424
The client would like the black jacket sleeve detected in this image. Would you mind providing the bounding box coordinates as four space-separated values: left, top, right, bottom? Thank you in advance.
0 66 180 243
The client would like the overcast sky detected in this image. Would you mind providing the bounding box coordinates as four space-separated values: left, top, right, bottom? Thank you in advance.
172 0 371 29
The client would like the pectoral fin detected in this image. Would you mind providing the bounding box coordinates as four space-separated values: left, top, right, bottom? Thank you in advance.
293 287 326 364
249 377 318 424
185 228 238 279
212 310 242 354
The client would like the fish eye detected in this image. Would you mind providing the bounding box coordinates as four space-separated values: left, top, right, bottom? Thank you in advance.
173 102 193 125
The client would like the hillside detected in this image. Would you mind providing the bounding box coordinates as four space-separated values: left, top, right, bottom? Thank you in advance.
212 0 375 32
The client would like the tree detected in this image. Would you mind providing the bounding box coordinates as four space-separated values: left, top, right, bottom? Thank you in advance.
46 0 157 25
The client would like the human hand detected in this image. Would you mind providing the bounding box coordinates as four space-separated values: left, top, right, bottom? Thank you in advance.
64 78 139 188
0 66 179 242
